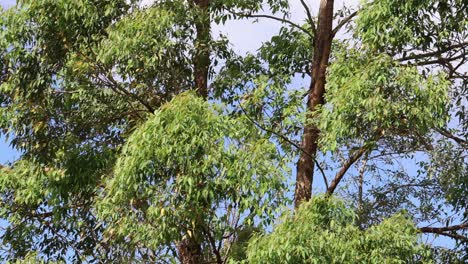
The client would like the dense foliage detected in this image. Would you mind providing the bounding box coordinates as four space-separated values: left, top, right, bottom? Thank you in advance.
244 196 431 264
98 93 287 262
0 0 466 263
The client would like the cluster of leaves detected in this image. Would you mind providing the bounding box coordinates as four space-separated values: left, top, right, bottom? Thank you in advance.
97 92 288 260
0 161 103 262
357 0 467 53
242 196 432 263
319 49 449 151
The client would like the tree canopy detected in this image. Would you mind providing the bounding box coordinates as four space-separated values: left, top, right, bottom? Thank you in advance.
0 0 467 263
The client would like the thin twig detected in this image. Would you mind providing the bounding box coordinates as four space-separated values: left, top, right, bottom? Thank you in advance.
299 0 316 36
315 159 328 189
228 9 313 39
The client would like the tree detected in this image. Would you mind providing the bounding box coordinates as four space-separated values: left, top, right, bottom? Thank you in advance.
1 0 467 263
214 0 467 258
243 196 432 263
0 0 288 262
97 92 287 263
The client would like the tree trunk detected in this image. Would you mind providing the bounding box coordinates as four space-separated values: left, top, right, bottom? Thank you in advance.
294 0 335 209
177 1 211 263
192 0 211 98
177 238 203 264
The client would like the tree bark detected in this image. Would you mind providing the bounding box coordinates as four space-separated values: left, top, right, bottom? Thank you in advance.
177 237 203 264
294 0 335 209
177 1 211 263
192 0 211 98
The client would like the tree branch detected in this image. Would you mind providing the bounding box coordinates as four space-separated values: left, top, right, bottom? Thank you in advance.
315 159 328 190
203 227 223 264
411 52 467 67
238 103 310 157
398 41 468 62
419 222 468 243
327 147 367 195
77 50 155 113
228 10 313 39
435 128 468 149
237 103 328 188
420 222 468 233
299 0 316 36
331 10 358 37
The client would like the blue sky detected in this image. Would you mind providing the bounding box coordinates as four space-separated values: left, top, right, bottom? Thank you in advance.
0 0 15 8
0 0 19 164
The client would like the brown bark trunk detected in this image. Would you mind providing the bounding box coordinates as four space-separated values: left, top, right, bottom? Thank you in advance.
193 0 211 98
294 0 335 209
177 1 211 263
177 237 203 264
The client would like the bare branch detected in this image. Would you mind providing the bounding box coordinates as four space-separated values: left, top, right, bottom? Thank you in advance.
435 128 468 149
237 102 329 189
419 222 468 243
300 0 316 36
420 222 468 233
327 147 367 195
315 159 328 190
228 9 313 39
426 232 468 243
331 10 358 37
237 102 310 157
398 41 468 62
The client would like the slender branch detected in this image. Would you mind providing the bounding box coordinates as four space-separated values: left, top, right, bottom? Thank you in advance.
76 50 155 113
228 10 313 39
369 182 433 209
203 227 223 264
99 67 155 113
237 103 328 189
222 204 240 264
331 10 358 37
357 153 368 213
398 41 468 62
30 211 54 219
315 159 328 190
238 103 311 157
327 147 367 195
49 224 84 260
420 222 468 233
412 53 467 67
299 0 316 36
426 232 468 243
419 222 468 243
435 128 468 148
